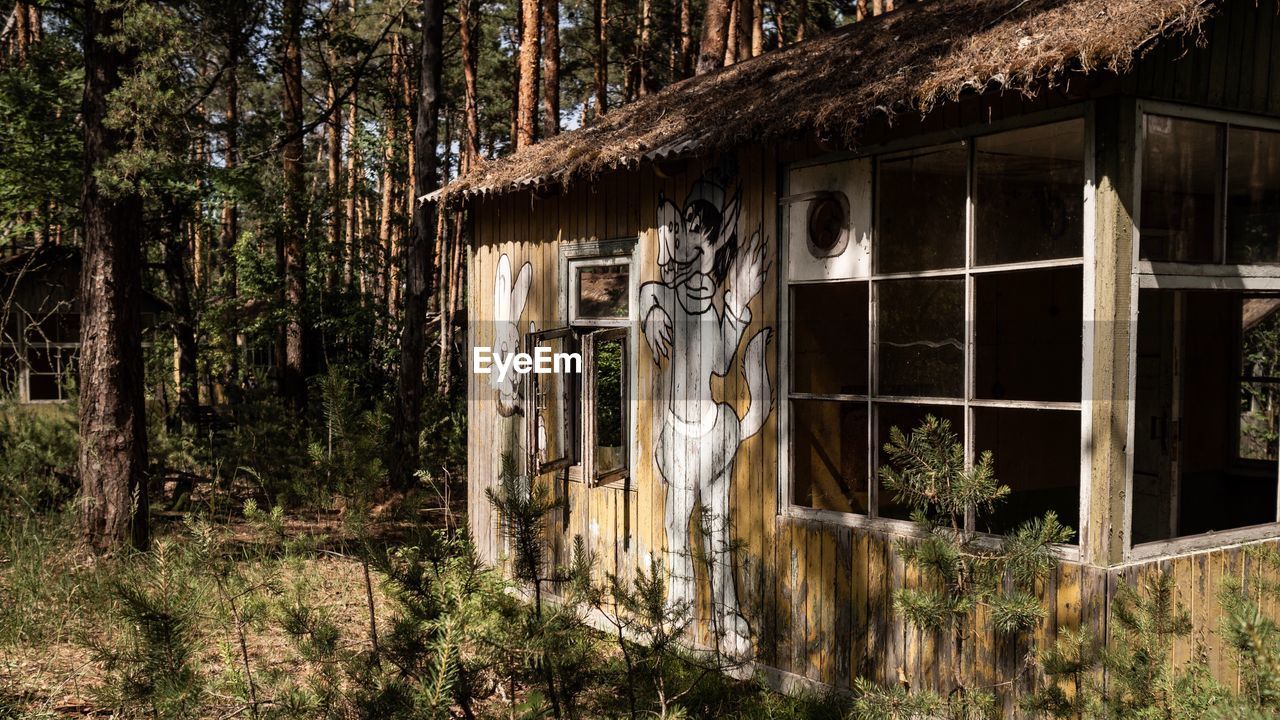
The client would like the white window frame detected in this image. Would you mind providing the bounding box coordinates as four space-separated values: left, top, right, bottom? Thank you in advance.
555 238 639 488
1127 100 1280 560
778 107 1094 560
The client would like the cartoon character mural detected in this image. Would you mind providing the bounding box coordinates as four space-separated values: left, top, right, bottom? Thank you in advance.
492 253 533 417
639 175 772 657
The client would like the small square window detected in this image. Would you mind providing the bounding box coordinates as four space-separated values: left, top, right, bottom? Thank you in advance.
1226 126 1280 264
791 281 868 396
573 262 630 321
875 403 964 521
876 146 967 273
875 278 964 398
974 120 1084 265
792 399 868 514
1140 115 1221 263
974 266 1082 403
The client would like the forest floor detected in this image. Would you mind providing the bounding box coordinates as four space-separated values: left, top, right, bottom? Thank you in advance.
0 511 400 719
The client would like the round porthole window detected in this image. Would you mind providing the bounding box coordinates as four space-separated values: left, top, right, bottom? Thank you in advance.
806 193 849 259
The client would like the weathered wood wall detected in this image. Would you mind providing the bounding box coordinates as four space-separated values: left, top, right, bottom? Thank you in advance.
465 1 1280 713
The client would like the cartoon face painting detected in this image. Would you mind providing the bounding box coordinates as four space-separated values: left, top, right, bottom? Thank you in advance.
492 253 532 417
639 175 772 658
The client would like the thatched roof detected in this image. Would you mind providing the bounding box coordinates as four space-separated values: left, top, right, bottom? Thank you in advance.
432 0 1218 204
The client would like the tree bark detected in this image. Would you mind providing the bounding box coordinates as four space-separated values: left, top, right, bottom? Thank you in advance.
326 42 344 295
794 0 807 42
390 0 444 489
725 0 738 65
516 0 540 148
221 32 242 397
695 0 731 75
79 0 148 552
458 0 481 170
636 0 651 95
540 0 559 136
592 0 607 118
676 0 692 79
751 0 763 56
379 32 403 315
280 0 307 412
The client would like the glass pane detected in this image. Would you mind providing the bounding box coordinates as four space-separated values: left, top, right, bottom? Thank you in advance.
1133 289 1280 545
26 346 55 374
51 313 79 343
972 407 1080 538
792 399 869 514
975 120 1084 265
534 335 572 467
1226 126 1280 263
593 336 626 478
792 281 868 395
875 402 964 520
1140 115 1220 263
876 146 967 273
27 374 59 401
1239 382 1280 461
974 266 1082 402
0 345 17 396
875 278 964 397
578 265 630 319
1241 295 1280 460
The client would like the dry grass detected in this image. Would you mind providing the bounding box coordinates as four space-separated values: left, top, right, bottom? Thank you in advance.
0 514 394 718
435 0 1217 204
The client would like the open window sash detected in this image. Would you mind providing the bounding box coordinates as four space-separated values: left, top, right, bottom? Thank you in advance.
583 326 629 486
525 326 578 475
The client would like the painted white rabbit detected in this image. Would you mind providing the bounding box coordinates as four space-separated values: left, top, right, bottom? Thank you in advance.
492 253 532 417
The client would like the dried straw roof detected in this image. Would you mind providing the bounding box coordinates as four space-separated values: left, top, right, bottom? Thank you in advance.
432 0 1218 204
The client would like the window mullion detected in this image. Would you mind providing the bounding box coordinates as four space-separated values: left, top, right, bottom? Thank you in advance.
963 140 976 534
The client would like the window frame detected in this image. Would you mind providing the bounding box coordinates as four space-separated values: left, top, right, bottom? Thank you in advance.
778 108 1093 557
556 238 639 488
1128 100 1280 559
1 307 80 404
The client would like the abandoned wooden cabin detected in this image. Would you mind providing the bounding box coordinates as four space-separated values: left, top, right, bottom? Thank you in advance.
1 245 162 403
439 0 1280 708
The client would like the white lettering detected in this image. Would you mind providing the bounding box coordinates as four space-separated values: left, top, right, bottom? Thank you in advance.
473 345 584 380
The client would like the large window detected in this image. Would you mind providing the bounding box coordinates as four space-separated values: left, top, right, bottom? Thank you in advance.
789 119 1085 539
1133 289 1280 544
1134 109 1280 548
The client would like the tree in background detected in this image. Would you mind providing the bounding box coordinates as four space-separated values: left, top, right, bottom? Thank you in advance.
78 0 149 551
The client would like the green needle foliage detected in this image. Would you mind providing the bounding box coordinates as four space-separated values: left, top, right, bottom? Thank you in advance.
858 415 1074 718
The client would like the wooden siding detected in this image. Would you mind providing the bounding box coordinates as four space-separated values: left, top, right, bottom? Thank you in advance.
465 4 1280 713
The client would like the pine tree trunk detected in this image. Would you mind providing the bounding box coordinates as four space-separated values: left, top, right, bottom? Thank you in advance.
162 202 199 427
459 0 481 170
637 0 651 95
678 0 692 77
221 35 242 396
326 59 344 295
541 0 560 135
79 0 148 552
794 0 807 41
695 0 731 74
751 0 763 56
725 0 738 65
390 0 444 490
516 0 540 148
379 33 402 316
593 0 607 118
735 0 753 60
280 0 307 411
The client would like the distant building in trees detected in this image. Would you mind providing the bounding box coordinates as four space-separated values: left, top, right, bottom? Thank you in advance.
0 245 163 403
